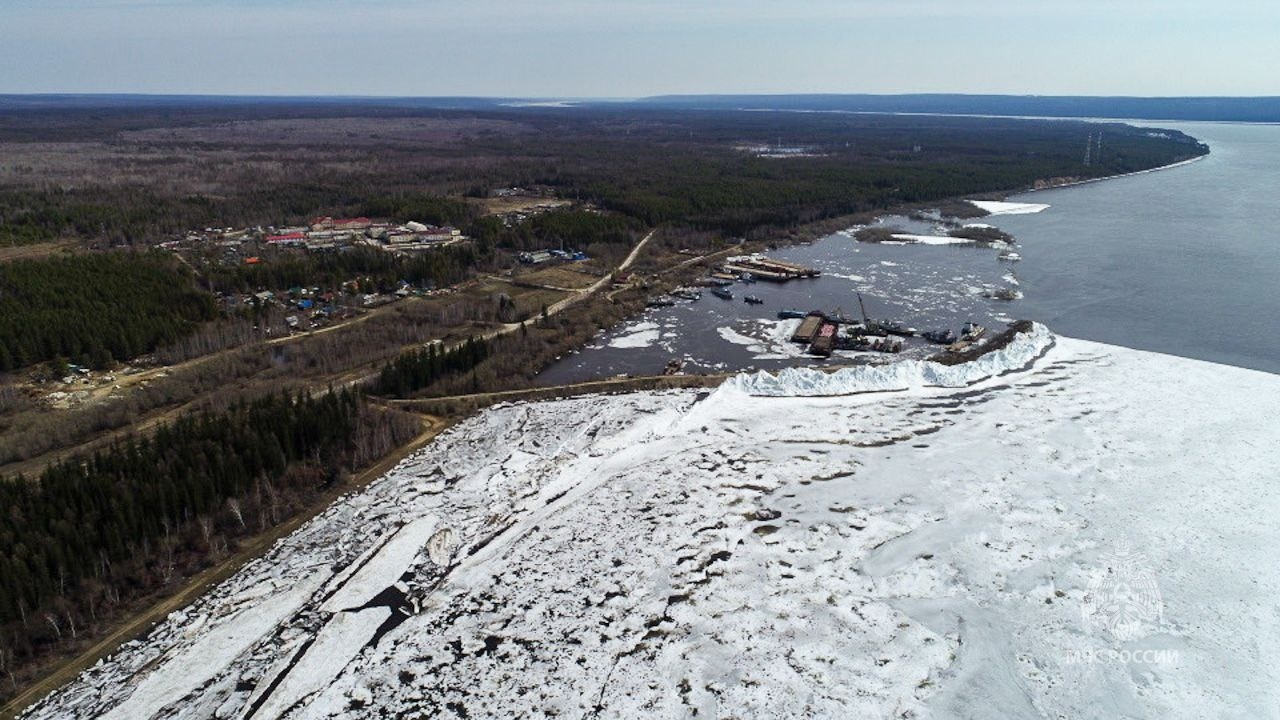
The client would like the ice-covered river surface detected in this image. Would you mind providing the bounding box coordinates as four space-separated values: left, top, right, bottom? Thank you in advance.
27 326 1280 719
539 214 1020 384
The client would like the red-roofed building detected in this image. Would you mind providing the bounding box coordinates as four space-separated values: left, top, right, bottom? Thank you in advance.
265 232 307 245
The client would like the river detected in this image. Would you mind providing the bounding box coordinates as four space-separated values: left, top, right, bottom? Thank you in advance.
984 121 1280 375
539 120 1280 383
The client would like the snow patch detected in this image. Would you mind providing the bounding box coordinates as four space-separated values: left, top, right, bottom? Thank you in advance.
607 321 661 349
968 200 1050 216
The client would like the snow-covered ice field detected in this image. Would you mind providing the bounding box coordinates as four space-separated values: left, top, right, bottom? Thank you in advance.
25 326 1280 719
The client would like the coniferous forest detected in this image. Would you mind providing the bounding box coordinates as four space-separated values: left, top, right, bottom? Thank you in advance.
0 389 417 667
0 252 216 371
373 337 492 397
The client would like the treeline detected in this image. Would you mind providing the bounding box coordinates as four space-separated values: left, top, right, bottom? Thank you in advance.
356 193 475 228
0 252 216 371
0 389 418 676
0 104 1207 249
469 209 642 255
372 336 491 397
536 116 1207 236
207 244 481 294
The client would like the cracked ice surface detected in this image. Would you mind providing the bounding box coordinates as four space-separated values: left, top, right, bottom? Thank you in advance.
24 331 1280 719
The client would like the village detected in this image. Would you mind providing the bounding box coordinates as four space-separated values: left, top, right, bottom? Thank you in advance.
159 214 469 266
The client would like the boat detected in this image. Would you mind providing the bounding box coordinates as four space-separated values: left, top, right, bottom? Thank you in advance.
711 287 734 300
922 329 958 345
744 295 764 305
878 320 917 337
646 298 676 308
855 293 912 336
826 310 858 325
777 309 808 319
670 288 702 301
961 322 986 341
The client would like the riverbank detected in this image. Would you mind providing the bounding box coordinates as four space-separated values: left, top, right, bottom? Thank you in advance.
24 322 1280 719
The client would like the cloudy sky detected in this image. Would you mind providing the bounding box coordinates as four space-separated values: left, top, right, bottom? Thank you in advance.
2 0 1276 96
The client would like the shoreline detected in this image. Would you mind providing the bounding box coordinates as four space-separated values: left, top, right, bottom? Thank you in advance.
1017 153 1207 195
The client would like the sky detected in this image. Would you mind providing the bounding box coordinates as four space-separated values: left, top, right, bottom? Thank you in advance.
1 0 1277 97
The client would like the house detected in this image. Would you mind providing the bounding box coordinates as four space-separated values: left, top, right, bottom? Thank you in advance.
265 232 306 245
333 217 372 231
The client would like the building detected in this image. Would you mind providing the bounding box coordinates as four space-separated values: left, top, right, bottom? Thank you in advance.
519 250 555 264
265 232 307 245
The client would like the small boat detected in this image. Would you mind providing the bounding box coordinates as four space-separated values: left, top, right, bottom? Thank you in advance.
849 323 887 337
744 295 764 305
855 293 912 336
961 322 987 341
671 288 702 301
878 320 917 337
711 287 734 300
922 329 958 345
646 298 676 308
777 309 807 319
739 273 757 283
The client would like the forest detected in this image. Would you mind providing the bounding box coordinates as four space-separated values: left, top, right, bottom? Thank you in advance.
0 103 1207 248
0 252 216 371
372 336 492 398
0 389 419 673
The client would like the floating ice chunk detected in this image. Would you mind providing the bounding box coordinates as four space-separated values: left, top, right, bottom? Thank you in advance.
967 200 1050 216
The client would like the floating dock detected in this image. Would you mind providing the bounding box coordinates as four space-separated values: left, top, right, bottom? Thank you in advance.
723 255 820 282
791 312 826 343
809 322 838 356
